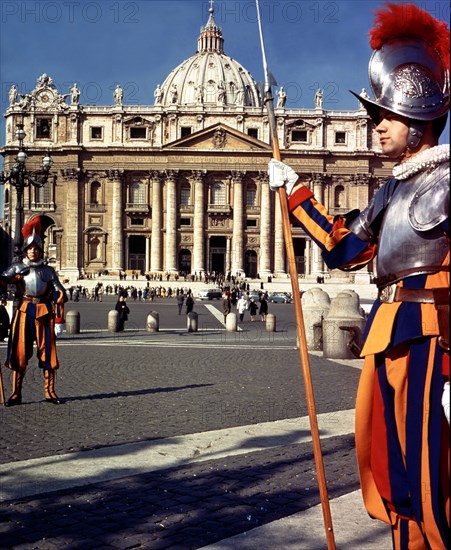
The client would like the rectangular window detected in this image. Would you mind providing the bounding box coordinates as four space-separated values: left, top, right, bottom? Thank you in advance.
36 118 51 139
292 130 307 142
181 187 191 206
90 126 103 140
246 189 257 207
246 219 257 228
181 127 192 138
130 218 144 226
130 127 147 139
180 218 191 226
247 128 258 139
335 131 346 144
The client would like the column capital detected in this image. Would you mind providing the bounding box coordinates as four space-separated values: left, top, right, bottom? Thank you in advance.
311 172 329 185
188 169 207 183
147 170 164 182
60 168 83 181
106 169 125 180
230 170 246 183
164 169 179 182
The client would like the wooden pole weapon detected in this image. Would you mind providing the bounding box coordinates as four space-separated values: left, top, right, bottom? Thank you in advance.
255 2 336 547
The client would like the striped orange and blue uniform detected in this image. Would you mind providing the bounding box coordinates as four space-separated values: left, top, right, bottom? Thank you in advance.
6 288 66 372
288 184 450 550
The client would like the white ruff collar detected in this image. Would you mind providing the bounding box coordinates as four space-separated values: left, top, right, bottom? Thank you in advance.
393 144 449 180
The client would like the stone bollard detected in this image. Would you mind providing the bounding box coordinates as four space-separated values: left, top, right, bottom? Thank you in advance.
187 311 198 332
66 310 80 335
147 311 159 332
322 291 366 359
108 310 119 332
301 288 331 350
266 313 276 332
226 312 237 332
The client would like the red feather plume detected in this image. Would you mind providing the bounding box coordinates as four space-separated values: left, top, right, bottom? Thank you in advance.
369 3 450 70
21 216 42 240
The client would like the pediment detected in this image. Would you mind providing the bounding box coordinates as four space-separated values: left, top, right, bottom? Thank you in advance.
164 123 272 151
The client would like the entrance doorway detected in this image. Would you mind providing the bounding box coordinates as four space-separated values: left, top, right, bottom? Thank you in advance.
209 236 226 274
245 250 258 278
178 249 191 274
293 238 306 275
128 235 146 272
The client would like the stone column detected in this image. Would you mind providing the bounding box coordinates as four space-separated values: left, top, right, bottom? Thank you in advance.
231 171 245 275
190 170 206 274
258 173 271 276
226 236 232 274
108 169 124 272
145 236 151 272
61 169 82 280
311 174 326 275
165 170 178 273
150 171 163 272
273 193 286 275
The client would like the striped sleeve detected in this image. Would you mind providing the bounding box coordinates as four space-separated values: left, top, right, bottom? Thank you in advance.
289 190 376 270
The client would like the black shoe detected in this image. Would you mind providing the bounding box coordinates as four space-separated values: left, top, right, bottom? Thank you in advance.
45 396 63 405
6 395 22 407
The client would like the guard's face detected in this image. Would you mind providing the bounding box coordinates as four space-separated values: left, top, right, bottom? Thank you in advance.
375 110 410 159
25 243 41 261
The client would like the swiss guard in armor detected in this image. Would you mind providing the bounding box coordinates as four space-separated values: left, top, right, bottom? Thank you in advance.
0 216 67 406
268 4 449 549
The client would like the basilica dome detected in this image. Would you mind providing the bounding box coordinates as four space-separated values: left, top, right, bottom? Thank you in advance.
154 6 261 108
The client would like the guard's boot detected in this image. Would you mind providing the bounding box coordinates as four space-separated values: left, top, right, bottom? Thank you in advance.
44 369 63 405
6 370 25 406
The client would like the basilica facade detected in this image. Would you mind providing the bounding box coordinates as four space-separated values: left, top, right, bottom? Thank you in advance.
1 7 393 281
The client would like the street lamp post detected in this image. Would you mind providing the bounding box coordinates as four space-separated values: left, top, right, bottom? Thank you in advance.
0 123 53 261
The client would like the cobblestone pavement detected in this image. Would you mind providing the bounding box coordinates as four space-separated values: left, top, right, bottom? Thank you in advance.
0 297 386 549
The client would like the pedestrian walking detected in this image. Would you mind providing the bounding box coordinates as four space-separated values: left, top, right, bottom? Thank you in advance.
248 298 258 321
258 295 268 322
236 295 248 322
176 292 185 315
185 292 194 314
268 4 449 547
222 290 231 322
115 294 130 332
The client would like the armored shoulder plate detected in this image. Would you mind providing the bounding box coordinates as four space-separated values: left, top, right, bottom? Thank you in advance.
409 162 449 231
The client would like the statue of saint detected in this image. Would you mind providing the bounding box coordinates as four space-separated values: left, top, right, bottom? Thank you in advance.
9 85 18 106
276 86 287 108
154 84 163 104
170 84 178 104
114 84 123 106
314 88 323 109
70 83 80 105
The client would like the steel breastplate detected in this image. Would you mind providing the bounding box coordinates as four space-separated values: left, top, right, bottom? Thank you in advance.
22 264 55 297
376 163 449 284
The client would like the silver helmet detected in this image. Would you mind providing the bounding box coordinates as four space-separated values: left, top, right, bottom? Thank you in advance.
351 37 449 123
350 3 450 148
22 217 44 252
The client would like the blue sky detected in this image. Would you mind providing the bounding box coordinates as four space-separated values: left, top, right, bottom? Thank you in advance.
0 0 449 149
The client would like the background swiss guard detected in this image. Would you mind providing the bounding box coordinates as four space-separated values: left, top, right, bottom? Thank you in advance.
0 216 67 406
268 3 449 549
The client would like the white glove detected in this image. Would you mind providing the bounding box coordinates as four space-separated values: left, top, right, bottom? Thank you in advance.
268 158 299 195
443 381 450 425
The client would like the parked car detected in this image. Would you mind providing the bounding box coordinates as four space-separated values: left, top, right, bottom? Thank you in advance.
197 288 223 300
269 292 292 303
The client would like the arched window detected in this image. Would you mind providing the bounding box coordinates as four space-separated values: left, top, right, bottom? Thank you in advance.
90 181 101 204
246 183 257 207
130 180 145 204
211 182 225 205
180 184 191 206
334 185 345 208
